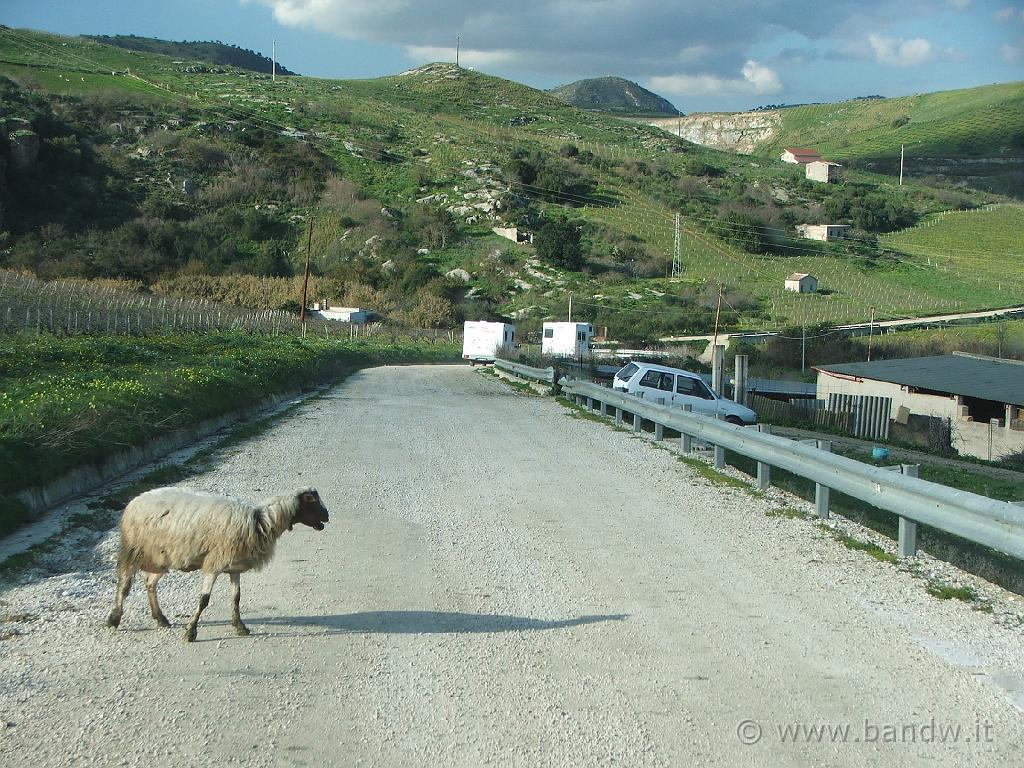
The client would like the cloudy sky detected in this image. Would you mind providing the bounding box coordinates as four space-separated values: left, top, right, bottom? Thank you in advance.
5 0 1023 111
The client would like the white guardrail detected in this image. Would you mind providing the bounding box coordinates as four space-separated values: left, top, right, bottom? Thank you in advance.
494 359 556 384
559 378 1024 561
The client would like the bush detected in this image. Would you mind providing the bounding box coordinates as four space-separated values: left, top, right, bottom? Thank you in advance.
534 219 584 270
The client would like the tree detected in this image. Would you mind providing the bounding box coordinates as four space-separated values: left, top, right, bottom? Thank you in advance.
534 220 583 271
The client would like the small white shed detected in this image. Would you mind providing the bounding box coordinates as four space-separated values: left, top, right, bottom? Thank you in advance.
784 273 818 293
319 306 372 324
806 161 841 183
542 322 594 357
796 224 851 242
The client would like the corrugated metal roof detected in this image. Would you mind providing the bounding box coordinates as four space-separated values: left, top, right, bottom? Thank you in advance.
816 354 1024 406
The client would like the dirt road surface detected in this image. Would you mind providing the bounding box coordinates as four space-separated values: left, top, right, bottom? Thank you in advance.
2 365 1023 766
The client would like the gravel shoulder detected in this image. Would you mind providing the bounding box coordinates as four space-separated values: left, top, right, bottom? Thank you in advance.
2 364 1023 767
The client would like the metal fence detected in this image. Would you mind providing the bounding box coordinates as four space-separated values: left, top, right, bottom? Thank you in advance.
560 378 1024 562
828 393 892 440
494 359 555 384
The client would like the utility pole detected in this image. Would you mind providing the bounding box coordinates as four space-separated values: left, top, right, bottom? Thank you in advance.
671 212 681 279
899 144 904 186
272 40 276 83
299 217 313 324
711 282 723 350
456 35 460 68
867 306 875 362
801 326 807 373
568 294 572 323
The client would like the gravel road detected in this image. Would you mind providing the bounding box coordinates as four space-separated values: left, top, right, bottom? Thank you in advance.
2 364 1023 767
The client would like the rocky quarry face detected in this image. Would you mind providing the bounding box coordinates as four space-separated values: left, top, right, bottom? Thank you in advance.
644 111 781 154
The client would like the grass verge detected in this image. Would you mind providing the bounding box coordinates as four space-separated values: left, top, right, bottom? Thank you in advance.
0 332 459 537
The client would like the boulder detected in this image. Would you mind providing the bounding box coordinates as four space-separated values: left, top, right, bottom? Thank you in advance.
7 129 39 171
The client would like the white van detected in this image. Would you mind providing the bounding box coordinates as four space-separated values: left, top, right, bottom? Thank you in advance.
462 321 515 365
612 362 757 425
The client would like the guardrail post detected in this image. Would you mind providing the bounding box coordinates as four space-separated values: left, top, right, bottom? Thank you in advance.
654 398 665 441
713 413 726 468
600 401 608 418
680 404 693 453
615 407 623 427
756 424 772 490
633 412 642 433
899 464 920 557
587 396 594 411
815 440 832 518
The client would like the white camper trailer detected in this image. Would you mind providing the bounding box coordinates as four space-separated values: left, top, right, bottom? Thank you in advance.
542 322 594 357
462 321 515 364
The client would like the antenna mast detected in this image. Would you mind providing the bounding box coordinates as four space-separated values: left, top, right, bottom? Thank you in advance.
272 40 276 83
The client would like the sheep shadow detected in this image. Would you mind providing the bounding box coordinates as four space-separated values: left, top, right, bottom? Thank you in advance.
246 610 627 635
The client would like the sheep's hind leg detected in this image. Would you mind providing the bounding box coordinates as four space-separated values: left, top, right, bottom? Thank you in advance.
107 557 137 628
229 572 250 636
144 572 171 628
183 572 218 643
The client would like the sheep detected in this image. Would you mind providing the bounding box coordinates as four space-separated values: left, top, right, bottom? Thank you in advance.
107 486 329 642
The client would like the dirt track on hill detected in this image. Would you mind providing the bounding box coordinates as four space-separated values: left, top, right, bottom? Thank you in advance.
2 364 1023 767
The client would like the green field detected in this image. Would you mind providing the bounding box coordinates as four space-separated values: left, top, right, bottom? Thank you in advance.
881 205 1024 298
0 333 458 535
760 82 1024 161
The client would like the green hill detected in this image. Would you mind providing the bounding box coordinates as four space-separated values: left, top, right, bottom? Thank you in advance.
0 27 1019 340
760 82 1024 161
85 34 297 75
550 76 678 115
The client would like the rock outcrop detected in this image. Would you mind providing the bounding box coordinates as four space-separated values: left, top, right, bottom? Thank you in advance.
644 111 781 154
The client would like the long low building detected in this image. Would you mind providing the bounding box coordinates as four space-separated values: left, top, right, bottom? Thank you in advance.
815 352 1024 460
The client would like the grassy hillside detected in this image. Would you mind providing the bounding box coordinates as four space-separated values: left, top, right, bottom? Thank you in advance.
85 35 297 75
759 82 1024 163
0 27 1019 339
881 205 1024 297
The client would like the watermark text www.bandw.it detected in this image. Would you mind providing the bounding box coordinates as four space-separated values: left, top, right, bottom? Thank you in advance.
736 718 994 746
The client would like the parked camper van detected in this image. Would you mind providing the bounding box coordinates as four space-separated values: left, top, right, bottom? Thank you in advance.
541 322 594 357
462 321 515 365
612 362 757 425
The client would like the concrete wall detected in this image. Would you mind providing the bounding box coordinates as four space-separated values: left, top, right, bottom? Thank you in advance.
815 373 959 421
955 419 1024 461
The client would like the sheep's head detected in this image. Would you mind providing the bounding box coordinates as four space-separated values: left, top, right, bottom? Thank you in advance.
291 489 330 531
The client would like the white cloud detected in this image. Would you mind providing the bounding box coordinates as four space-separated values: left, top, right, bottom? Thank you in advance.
404 45 518 68
1003 43 1023 63
649 60 782 97
741 60 783 93
868 33 934 66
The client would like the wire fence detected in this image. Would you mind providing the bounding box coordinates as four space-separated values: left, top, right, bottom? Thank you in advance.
0 271 459 343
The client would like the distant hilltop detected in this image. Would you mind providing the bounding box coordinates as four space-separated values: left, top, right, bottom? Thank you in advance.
549 76 679 115
85 35 296 76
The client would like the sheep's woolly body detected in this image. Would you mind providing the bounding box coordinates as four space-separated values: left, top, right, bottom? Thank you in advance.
119 487 305 574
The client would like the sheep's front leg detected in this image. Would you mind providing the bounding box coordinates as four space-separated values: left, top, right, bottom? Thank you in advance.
183 572 218 643
229 572 250 636
144 572 171 628
107 559 137 628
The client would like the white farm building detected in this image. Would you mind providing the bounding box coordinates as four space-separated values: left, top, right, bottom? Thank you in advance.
784 273 818 293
